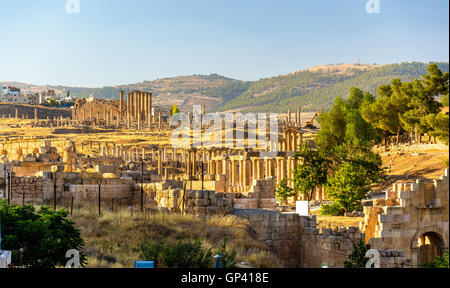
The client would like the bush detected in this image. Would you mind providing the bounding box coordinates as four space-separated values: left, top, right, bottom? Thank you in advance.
420 252 449 268
320 203 345 216
141 237 213 268
344 240 370 268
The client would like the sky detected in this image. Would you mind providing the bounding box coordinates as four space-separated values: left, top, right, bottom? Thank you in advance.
0 0 448 87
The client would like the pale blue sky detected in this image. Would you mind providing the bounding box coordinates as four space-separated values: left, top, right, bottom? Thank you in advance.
0 0 448 87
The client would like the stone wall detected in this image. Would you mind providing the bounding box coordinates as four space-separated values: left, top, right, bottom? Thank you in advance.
0 103 71 120
140 181 233 215
233 209 364 268
233 177 277 209
8 176 44 205
362 168 449 268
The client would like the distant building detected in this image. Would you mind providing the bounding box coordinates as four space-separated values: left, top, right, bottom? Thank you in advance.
1 86 20 97
0 86 29 104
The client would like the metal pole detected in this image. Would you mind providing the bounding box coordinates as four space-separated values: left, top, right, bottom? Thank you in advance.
7 172 10 205
53 173 57 211
98 181 101 216
70 196 74 216
201 161 204 191
141 161 144 213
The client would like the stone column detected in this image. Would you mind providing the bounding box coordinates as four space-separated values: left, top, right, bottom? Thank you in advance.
34 108 38 122
243 158 250 189
149 93 153 125
131 91 136 121
120 90 124 121
253 158 259 180
159 111 163 130
158 150 163 175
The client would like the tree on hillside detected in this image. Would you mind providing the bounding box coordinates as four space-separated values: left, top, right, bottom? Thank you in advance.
425 113 449 145
171 105 180 115
317 87 379 153
293 144 330 212
422 63 449 98
361 80 410 145
399 79 441 142
0 201 86 268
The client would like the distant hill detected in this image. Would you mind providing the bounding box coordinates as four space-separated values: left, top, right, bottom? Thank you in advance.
2 62 448 113
218 62 449 113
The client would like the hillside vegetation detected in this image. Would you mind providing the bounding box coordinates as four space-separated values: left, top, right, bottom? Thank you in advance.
3 62 448 113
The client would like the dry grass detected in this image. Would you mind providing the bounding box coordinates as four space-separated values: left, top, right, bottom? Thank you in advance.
71 206 282 268
315 215 363 230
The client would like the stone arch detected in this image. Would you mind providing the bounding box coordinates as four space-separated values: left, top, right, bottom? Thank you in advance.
411 226 445 249
411 226 446 265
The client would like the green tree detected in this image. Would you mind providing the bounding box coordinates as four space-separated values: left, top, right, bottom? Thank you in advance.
0 201 86 268
422 63 449 98
293 144 330 212
323 162 372 215
361 80 410 145
275 178 295 205
344 240 370 268
425 113 449 145
171 104 180 115
318 87 379 153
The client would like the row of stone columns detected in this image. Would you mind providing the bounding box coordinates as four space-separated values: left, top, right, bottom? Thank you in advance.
279 129 303 152
207 154 300 193
125 90 153 129
287 107 302 127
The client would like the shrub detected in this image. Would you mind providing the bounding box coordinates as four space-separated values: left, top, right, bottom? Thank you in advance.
214 237 237 268
141 237 213 268
344 240 370 268
420 252 449 268
320 203 345 216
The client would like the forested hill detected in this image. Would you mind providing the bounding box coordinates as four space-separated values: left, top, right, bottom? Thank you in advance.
4 62 448 113
218 62 449 113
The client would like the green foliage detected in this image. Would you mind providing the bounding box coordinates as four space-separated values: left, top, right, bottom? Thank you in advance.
41 62 448 113
320 203 344 216
242 62 449 113
441 95 449 107
425 113 449 145
48 98 58 107
293 144 330 203
361 79 410 143
171 104 180 115
276 178 296 204
344 240 370 268
420 252 449 268
0 200 86 268
213 237 237 268
362 64 449 143
325 162 372 213
317 87 379 153
141 237 213 268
